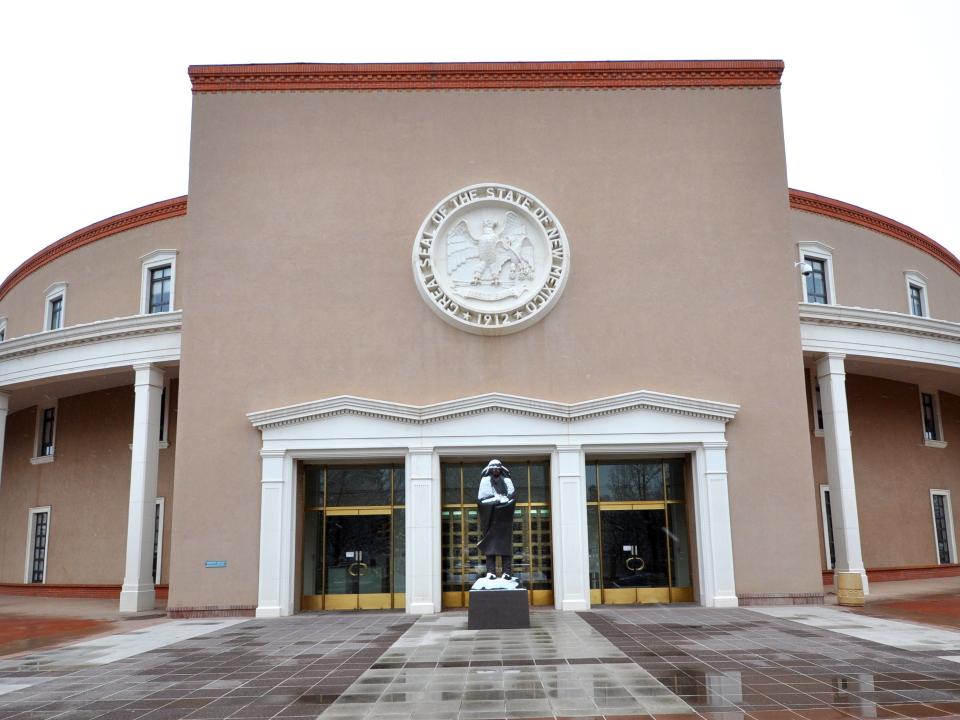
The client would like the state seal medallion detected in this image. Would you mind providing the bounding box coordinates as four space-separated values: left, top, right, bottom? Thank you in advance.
412 183 571 335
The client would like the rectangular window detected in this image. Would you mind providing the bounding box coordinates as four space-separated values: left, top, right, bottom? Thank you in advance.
814 381 824 433
152 499 164 584
922 392 940 441
148 265 172 314
159 387 167 442
39 407 55 457
820 486 835 570
805 256 828 304
26 509 50 583
909 284 925 317
48 296 63 330
931 491 956 564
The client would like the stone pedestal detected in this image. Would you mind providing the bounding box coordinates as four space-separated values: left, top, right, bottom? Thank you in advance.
467 590 530 630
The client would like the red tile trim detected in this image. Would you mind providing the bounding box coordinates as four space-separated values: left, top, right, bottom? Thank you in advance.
0 583 169 600
789 189 960 276
166 605 256 618
0 196 187 303
188 60 785 93
822 564 960 585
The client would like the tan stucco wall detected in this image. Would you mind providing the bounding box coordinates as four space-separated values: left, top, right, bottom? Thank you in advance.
808 373 960 569
790 210 960 322
168 86 824 609
0 216 185 339
0 381 177 584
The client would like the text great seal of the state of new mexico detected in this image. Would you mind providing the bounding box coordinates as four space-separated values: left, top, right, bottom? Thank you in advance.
412 183 571 335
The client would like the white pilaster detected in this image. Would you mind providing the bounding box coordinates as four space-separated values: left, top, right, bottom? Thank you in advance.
256 450 286 617
406 447 440 614
695 442 739 607
551 445 591 610
0 391 9 493
119 363 164 613
816 353 869 593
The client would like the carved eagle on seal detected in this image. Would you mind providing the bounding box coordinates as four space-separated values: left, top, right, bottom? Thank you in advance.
445 212 535 288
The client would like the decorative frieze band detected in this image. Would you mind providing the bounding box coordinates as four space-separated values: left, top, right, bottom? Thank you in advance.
189 60 784 93
789 189 960 276
0 197 187 302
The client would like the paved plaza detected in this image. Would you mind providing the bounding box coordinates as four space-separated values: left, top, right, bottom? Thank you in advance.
2 604 960 720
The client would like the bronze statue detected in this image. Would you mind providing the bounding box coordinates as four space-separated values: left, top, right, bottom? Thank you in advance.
476 459 519 585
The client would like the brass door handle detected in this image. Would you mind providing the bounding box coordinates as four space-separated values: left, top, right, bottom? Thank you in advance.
625 555 645 572
348 562 369 577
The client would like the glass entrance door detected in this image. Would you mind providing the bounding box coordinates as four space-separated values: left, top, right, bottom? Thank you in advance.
587 459 694 604
324 510 392 610
441 460 553 607
301 464 405 611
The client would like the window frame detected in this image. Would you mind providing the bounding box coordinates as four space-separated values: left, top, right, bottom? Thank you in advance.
808 367 824 437
919 388 947 448
42 282 68 331
819 484 835 571
153 497 165 584
798 241 837 305
0 315 6 343
904 271 930 318
930 490 957 565
139 250 178 315
24 506 52 584
30 401 57 464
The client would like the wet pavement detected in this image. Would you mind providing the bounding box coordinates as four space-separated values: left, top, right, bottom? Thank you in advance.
0 605 959 719
0 617 113 658
856 593 960 632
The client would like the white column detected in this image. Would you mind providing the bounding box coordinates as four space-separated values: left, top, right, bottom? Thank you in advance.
816 352 868 593
119 364 164 613
405 447 440 614
695 442 738 607
551 445 590 611
256 450 286 617
0 391 9 493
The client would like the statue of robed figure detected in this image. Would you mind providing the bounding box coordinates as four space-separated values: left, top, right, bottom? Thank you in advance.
476 459 518 582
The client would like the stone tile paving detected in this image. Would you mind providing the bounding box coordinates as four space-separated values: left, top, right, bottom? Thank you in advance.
327 610 691 719
4 605 960 720
582 606 960 720
0 613 412 720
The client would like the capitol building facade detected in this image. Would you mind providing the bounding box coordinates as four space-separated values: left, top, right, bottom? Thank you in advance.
0 61 958 617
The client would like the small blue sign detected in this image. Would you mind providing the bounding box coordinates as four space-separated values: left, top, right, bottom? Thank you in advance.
205 560 227 568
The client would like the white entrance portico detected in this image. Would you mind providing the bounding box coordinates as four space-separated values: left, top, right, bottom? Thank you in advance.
248 390 740 617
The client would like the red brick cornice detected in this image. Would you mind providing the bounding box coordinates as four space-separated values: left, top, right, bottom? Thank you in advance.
0 197 187 303
188 60 784 93
789 189 960 276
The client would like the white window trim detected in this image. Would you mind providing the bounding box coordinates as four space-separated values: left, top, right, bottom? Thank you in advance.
798 241 837 305
30 400 58 464
930 490 957 565
154 497 165 584
0 315 7 342
809 367 824 437
819 484 833 570
919 387 947 448
139 250 178 315
24 506 52 583
904 270 930 318
160 377 172 445
42 282 68 331
127 376 170 450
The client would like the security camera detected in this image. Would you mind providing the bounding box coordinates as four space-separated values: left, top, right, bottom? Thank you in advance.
795 260 813 277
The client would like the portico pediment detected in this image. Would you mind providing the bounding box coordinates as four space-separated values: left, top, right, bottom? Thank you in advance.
247 390 739 432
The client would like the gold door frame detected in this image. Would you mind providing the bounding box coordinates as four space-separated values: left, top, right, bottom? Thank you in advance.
300 464 406 612
587 460 695 606
441 460 554 608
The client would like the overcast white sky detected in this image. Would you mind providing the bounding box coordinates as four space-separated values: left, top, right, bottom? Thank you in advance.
1 1 957 281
